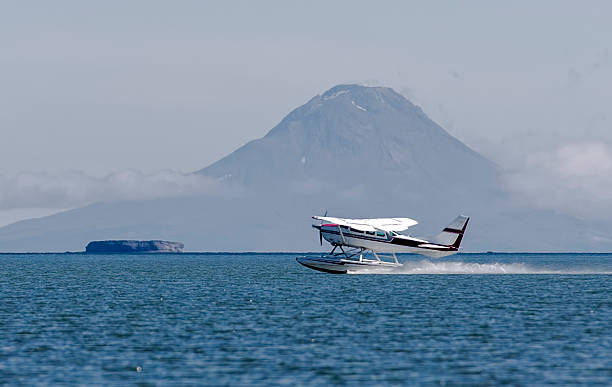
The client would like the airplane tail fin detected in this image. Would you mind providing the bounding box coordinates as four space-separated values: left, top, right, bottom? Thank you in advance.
431 215 470 248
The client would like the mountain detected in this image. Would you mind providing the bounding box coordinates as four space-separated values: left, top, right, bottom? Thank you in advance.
1 84 611 252
198 84 505 235
199 84 499 195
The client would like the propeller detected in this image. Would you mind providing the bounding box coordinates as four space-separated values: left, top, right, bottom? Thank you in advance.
319 210 327 246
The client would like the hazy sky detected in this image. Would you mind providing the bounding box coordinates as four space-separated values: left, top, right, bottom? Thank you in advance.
1 1 611 225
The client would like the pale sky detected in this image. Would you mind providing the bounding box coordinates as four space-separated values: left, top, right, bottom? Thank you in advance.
1 1 611 225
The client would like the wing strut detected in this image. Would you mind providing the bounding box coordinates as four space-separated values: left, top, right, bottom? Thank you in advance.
337 225 346 244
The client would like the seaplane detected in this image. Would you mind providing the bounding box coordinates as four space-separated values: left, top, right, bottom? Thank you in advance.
296 214 469 274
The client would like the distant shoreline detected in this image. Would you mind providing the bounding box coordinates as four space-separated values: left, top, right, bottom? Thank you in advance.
0 252 610 255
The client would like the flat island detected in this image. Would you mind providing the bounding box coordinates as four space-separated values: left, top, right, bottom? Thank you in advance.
85 240 184 253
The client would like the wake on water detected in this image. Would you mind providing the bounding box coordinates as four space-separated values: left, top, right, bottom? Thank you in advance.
349 260 611 275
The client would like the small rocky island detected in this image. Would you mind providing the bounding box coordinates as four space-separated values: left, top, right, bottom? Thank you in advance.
85 240 184 253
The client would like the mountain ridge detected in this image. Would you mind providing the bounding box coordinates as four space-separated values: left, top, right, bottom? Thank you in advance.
198 84 499 198
0 84 610 252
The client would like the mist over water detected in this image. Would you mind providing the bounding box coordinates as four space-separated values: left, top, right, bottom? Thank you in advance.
352 258 612 275
1 253 611 385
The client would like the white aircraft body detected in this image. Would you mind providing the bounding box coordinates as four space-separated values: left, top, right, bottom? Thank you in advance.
296 214 469 274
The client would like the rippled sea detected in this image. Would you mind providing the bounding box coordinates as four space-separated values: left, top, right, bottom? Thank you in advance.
1 253 611 385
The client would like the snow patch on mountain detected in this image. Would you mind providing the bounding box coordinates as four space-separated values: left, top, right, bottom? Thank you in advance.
352 100 367 111
322 90 349 100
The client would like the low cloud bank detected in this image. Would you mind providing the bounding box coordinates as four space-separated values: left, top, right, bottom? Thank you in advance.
0 170 222 211
504 141 612 220
2 143 612 227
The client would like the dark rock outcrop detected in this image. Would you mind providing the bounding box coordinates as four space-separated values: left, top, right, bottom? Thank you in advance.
85 240 184 253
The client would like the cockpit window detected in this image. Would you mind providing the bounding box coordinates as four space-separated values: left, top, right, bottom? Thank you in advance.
376 231 385 237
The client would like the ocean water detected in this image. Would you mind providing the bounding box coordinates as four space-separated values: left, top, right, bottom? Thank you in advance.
0 253 611 385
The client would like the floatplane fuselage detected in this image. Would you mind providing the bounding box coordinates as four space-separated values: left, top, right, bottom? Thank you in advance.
297 215 470 274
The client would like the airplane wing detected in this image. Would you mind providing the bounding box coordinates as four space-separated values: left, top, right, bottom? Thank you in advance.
312 216 375 232
312 216 418 232
362 218 418 231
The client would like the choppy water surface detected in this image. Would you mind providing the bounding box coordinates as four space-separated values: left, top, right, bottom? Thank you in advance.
0 253 611 385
